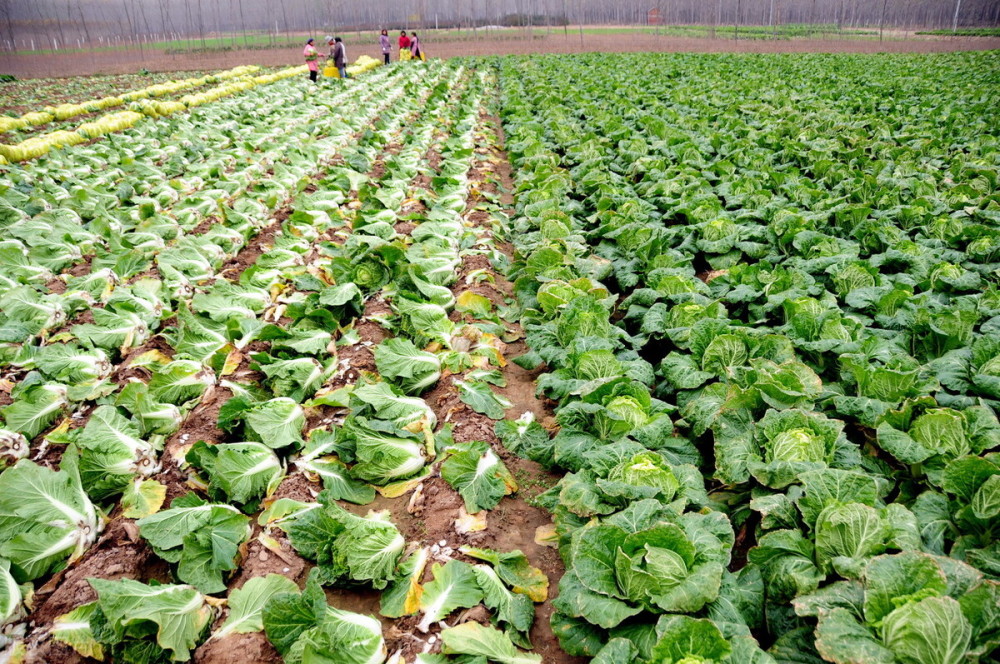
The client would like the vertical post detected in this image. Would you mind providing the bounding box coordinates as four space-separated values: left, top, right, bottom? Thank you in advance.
735 0 741 40
951 0 962 33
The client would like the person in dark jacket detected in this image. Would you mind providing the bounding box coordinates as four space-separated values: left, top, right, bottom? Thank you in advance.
330 36 348 78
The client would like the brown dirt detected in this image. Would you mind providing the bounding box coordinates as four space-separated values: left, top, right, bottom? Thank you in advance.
411 173 433 190
229 533 309 590
426 148 443 172
369 157 388 181
453 253 509 309
271 471 319 503
195 632 282 664
168 384 232 448
328 341 378 390
44 277 66 294
394 220 417 235
23 639 93 664
4 33 1000 79
189 215 221 236
220 221 282 277
65 256 94 278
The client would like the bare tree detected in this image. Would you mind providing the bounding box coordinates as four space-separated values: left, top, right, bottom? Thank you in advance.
197 0 206 48
0 0 14 50
238 0 248 46
120 0 141 57
74 0 91 46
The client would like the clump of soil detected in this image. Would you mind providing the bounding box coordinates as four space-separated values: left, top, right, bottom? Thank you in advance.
194 632 282 664
220 222 282 276
230 534 308 590
394 220 417 235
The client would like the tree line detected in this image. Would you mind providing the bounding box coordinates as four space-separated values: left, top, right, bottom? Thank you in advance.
1 0 998 51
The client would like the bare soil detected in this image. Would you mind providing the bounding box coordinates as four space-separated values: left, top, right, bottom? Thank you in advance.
194 632 282 664
3 33 999 79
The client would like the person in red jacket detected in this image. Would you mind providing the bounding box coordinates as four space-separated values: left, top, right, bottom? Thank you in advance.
398 30 411 60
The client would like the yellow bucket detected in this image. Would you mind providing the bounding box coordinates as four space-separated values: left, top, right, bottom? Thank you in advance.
323 60 340 78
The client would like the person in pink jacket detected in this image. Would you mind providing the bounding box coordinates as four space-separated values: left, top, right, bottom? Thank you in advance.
303 38 319 83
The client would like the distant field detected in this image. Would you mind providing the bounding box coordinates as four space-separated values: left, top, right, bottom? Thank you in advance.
4 28 1000 79
8 23 954 56
916 27 1000 36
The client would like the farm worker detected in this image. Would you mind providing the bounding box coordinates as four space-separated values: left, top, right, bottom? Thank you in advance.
399 30 411 61
303 38 319 83
410 32 425 61
379 30 391 65
330 37 348 79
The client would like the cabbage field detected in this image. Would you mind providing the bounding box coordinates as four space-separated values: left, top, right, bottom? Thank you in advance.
0 50 999 664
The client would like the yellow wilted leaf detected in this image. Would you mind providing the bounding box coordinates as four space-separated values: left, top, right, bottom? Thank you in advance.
377 469 431 498
128 349 172 368
121 479 167 519
220 349 243 376
534 524 559 549
455 507 487 534
456 290 493 318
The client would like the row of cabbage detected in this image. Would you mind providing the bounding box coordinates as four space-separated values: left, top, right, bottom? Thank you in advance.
1 61 547 664
0 65 261 133
0 65 311 164
63 65 544 664
0 63 420 660
492 51 1000 664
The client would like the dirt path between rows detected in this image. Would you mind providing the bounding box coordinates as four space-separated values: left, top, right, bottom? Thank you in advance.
3 32 999 79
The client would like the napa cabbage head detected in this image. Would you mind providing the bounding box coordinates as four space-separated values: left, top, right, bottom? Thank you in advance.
558 378 667 441
746 408 846 488
564 510 732 625
603 452 680 503
799 552 994 664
